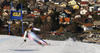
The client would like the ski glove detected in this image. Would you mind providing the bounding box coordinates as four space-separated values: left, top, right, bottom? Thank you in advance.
24 39 26 42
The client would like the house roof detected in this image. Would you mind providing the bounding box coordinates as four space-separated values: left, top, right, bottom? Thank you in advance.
64 18 70 22
81 1 88 4
64 9 72 14
3 6 10 10
81 7 88 10
84 23 93 27
33 9 40 13
41 15 48 19
28 14 35 17
86 12 90 15
0 12 2 15
96 2 100 4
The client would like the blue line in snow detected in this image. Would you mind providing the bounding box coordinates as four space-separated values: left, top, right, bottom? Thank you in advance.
0 36 10 42
0 35 20 42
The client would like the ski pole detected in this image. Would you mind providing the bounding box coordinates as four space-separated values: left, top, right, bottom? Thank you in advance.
19 41 25 46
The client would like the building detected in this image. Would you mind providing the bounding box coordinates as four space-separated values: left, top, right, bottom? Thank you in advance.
75 15 81 18
97 0 100 2
80 8 88 15
60 2 67 7
36 0 49 2
96 2 100 6
3 6 10 11
72 4 80 9
0 0 4 4
68 0 76 6
89 6 94 12
81 0 88 1
82 23 93 31
3 6 10 18
93 21 100 28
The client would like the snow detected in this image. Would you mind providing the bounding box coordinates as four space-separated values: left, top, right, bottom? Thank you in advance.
1 35 100 53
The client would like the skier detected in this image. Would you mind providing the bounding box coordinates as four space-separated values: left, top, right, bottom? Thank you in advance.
23 24 48 46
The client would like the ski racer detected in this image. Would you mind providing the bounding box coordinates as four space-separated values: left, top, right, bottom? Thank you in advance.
23 26 48 46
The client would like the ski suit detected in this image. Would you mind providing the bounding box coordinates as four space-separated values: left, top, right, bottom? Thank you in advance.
23 27 47 46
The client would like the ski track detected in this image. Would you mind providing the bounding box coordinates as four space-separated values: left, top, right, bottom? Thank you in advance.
1 35 100 53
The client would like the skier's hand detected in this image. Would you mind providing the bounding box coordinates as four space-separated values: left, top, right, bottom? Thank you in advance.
24 39 26 42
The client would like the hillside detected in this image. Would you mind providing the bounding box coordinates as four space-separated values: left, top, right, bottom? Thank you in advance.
0 35 100 53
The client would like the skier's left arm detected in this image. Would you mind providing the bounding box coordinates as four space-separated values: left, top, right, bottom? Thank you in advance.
33 27 40 31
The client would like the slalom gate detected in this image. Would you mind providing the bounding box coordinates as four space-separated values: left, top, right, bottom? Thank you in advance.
8 2 24 36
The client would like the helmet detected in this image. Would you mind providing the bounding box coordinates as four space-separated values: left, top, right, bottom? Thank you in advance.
28 23 33 28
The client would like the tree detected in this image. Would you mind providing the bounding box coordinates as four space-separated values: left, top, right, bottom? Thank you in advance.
48 31 74 40
40 18 52 39
67 21 83 33
0 19 3 27
93 12 100 21
34 17 42 27
51 10 60 31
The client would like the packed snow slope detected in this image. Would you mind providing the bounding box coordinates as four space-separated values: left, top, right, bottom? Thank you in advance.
0 35 100 53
